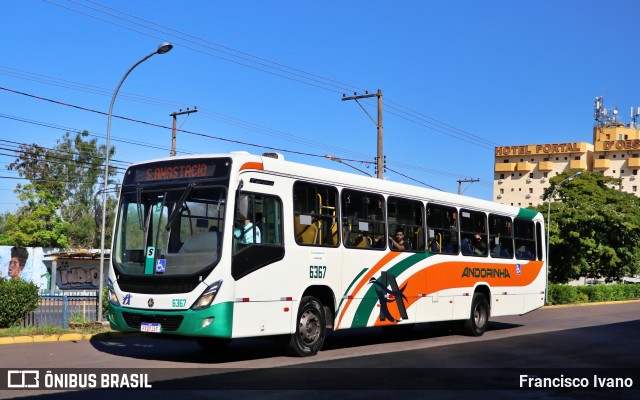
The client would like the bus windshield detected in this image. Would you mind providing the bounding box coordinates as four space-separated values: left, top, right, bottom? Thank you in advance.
113 185 227 277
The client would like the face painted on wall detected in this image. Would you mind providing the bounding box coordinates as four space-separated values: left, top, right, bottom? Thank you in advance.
8 257 24 280
8 247 28 280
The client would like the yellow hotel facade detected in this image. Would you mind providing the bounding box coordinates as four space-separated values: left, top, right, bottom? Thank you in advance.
494 124 640 207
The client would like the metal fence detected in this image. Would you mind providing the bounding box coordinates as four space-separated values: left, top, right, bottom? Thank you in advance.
21 291 100 328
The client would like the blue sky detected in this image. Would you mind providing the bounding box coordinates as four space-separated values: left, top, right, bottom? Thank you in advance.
2 0 640 214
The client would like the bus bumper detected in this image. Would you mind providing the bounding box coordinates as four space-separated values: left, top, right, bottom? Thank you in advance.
108 301 234 338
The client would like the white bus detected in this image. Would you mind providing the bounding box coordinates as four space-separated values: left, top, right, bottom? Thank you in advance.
107 152 546 356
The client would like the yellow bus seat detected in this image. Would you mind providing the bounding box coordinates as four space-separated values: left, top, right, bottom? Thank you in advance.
295 215 318 244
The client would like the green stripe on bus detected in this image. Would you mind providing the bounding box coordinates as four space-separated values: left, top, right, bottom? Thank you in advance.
336 268 368 315
350 252 430 328
517 208 538 220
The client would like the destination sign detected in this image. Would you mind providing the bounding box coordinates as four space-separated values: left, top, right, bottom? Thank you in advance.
124 158 231 185
143 163 209 181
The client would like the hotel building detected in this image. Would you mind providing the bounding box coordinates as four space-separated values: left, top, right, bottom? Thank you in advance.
494 97 640 206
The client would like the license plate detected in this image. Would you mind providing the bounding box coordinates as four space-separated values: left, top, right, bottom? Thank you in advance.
140 322 161 333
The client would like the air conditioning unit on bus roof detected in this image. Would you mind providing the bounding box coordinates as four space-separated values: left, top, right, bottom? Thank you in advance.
262 152 284 160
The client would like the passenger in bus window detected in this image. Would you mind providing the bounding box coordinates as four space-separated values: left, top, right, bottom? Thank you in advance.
516 245 533 260
234 214 261 244
490 236 501 257
389 228 411 250
462 234 486 256
372 234 386 248
429 240 441 253
449 212 458 244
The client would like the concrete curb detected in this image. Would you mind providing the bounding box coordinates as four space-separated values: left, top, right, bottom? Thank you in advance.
0 331 140 345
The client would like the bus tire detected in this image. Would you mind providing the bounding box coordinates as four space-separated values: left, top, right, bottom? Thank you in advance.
463 292 489 336
287 296 326 357
195 337 231 352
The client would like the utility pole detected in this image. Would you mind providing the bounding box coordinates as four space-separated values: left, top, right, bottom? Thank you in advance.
342 89 384 179
457 178 480 195
170 107 198 156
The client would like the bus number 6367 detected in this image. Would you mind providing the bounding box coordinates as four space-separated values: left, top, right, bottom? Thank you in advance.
309 265 326 279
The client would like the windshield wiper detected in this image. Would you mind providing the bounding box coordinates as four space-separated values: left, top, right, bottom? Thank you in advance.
136 187 144 230
165 183 195 230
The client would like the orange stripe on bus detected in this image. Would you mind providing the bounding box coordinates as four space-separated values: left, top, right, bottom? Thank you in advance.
335 251 402 329
369 260 543 327
240 162 264 171
426 260 543 293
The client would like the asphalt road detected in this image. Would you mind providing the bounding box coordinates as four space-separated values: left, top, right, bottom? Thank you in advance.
1 301 639 399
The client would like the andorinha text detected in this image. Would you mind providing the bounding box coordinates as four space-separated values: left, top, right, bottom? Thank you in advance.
461 267 510 279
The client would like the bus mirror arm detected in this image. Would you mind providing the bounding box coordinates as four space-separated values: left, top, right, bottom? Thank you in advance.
234 180 244 218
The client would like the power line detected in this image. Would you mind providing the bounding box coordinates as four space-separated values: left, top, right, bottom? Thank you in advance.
82 0 365 94
45 0 355 94
0 85 360 161
0 68 373 160
354 96 496 150
385 98 500 148
0 113 188 158
0 140 129 173
0 175 107 186
0 85 479 190
42 0 497 152
385 166 443 191
0 63 495 158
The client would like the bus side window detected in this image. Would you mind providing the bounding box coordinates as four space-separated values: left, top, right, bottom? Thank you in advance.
536 221 544 261
514 218 536 260
341 189 385 250
426 203 458 254
489 214 513 259
387 196 424 252
233 193 283 252
459 209 488 257
293 181 339 247
231 192 284 280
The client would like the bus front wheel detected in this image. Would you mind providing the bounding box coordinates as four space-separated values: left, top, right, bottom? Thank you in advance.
462 292 489 336
287 296 326 357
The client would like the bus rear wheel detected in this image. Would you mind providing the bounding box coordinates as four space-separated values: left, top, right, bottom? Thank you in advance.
463 292 489 336
287 296 326 357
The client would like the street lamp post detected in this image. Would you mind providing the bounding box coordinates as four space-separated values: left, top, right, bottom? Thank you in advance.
545 171 582 305
98 42 173 322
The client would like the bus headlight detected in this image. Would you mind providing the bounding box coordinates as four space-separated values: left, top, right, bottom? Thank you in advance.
107 279 120 306
191 280 223 310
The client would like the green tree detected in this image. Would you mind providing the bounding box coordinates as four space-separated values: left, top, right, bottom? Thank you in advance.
536 171 640 283
1 131 117 248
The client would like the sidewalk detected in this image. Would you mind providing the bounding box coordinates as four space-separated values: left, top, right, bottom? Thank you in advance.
0 330 139 345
